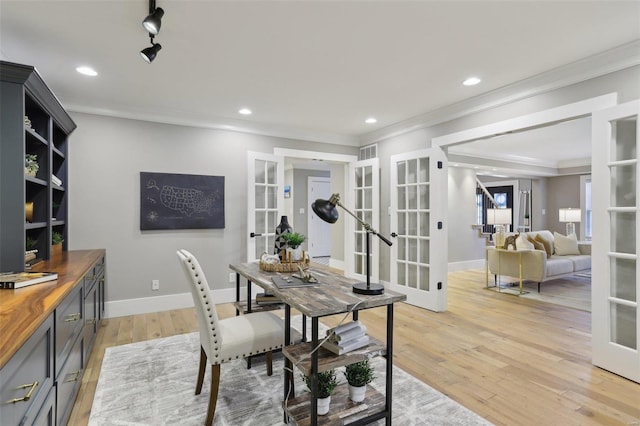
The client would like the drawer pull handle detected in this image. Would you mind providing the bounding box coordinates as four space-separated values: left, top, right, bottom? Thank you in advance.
87 318 97 325
6 381 39 403
64 370 82 383
64 313 81 322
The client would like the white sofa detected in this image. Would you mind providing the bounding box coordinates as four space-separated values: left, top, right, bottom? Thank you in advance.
487 230 591 292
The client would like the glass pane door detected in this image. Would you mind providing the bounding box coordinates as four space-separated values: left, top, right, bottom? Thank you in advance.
592 100 639 383
247 152 283 262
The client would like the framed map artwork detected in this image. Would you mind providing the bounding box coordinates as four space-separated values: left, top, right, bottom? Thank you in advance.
140 172 225 230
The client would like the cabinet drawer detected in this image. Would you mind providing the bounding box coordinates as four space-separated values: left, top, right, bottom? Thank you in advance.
56 333 83 426
27 385 56 426
55 284 83 376
0 314 53 426
83 281 98 361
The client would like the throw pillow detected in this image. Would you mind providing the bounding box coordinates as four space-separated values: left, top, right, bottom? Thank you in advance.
526 235 545 251
553 232 581 255
535 233 553 257
516 234 534 250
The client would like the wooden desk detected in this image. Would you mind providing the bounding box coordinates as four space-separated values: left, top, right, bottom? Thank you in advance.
229 262 406 426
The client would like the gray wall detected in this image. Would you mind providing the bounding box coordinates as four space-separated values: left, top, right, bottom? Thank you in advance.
68 112 356 303
545 175 584 235
448 167 487 263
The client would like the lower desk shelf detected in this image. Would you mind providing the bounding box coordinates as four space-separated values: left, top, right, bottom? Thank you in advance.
283 338 385 376
233 300 284 314
284 383 385 426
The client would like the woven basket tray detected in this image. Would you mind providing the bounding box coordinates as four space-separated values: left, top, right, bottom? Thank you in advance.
259 256 310 272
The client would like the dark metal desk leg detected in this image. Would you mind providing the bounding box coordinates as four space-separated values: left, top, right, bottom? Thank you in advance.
353 310 359 321
283 304 292 423
386 304 394 425
311 317 319 426
235 273 240 316
246 279 252 369
302 315 307 342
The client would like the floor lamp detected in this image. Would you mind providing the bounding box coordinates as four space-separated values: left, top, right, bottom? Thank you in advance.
311 193 392 295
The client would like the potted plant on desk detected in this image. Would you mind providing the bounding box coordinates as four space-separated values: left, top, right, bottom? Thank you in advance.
303 369 337 415
51 231 64 263
344 359 375 402
282 232 306 262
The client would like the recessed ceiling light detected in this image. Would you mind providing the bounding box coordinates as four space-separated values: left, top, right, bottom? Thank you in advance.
76 66 97 76
238 108 252 115
365 117 377 124
462 77 481 86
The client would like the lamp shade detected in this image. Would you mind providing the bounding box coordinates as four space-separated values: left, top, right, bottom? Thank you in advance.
486 208 512 225
142 7 164 35
559 208 581 223
140 43 162 63
312 198 339 224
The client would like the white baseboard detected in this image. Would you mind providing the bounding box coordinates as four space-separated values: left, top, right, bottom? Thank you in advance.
329 258 345 270
448 259 485 272
104 287 245 318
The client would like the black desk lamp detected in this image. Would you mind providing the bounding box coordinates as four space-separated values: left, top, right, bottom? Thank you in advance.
311 193 392 295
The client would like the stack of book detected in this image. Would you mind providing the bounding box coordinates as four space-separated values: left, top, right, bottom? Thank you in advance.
255 292 282 306
51 174 63 187
322 321 369 355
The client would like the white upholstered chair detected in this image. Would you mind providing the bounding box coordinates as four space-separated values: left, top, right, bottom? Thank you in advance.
177 249 290 425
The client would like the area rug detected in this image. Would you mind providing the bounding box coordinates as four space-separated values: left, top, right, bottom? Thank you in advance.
89 325 492 425
492 273 591 312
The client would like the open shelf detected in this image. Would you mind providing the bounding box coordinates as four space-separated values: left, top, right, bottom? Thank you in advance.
283 337 385 376
233 300 284 314
283 383 386 426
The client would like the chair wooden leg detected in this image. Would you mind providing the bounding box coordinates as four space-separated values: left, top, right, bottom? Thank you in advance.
266 351 273 376
206 364 221 426
195 346 207 395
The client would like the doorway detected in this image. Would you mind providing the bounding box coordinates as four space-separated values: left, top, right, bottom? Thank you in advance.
307 177 331 259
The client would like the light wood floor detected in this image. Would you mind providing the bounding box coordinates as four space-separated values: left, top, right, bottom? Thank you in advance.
68 269 640 425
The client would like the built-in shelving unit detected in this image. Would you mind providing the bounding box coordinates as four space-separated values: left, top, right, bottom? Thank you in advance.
0 60 76 272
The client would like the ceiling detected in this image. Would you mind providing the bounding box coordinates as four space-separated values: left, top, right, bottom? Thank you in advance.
1 1 639 161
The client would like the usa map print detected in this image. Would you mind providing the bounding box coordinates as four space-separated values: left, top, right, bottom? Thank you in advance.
140 172 225 230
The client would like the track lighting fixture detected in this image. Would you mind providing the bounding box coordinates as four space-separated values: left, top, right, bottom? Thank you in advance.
140 0 164 63
140 36 162 63
142 1 164 35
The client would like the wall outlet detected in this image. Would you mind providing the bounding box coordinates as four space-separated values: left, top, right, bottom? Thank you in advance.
229 272 235 283
152 279 160 291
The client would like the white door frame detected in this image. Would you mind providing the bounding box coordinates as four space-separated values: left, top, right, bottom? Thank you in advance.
274 148 358 270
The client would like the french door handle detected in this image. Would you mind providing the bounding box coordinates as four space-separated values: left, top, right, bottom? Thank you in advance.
250 232 262 238
390 232 397 238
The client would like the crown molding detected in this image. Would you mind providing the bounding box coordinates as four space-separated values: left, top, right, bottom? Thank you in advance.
66 104 361 147
360 40 640 145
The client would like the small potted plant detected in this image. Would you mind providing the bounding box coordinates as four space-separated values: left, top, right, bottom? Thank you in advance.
25 154 39 177
282 232 306 261
344 359 375 402
51 231 64 263
303 369 337 415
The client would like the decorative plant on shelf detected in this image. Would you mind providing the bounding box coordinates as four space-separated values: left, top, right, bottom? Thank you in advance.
26 237 37 251
52 231 64 245
303 369 338 415
344 359 375 402
25 154 39 177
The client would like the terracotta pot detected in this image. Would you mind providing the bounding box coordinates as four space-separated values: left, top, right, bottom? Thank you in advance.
51 243 63 264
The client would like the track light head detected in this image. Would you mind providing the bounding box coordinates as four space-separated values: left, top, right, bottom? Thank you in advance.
140 42 162 63
142 7 164 35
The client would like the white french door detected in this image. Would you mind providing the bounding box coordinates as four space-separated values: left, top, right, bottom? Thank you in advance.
346 159 380 282
389 148 448 312
592 100 640 383
246 151 284 262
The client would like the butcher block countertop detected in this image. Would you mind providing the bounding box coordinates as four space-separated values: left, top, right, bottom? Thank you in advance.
0 249 105 369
